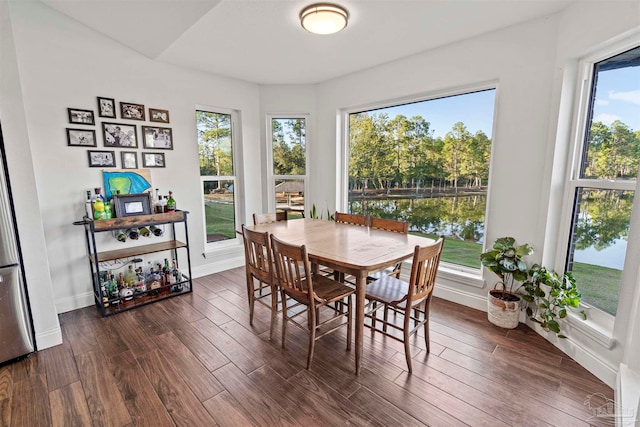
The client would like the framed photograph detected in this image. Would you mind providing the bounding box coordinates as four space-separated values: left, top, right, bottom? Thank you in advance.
121 151 138 169
68 108 95 125
87 150 116 168
149 108 170 123
120 102 145 121
142 152 166 168
67 128 97 147
142 126 173 149
97 97 116 118
113 193 152 217
102 122 137 148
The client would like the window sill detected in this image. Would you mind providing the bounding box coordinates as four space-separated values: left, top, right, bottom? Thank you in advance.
566 310 616 349
202 238 243 260
438 264 485 288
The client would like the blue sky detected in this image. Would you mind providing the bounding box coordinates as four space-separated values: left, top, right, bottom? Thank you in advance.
593 67 640 130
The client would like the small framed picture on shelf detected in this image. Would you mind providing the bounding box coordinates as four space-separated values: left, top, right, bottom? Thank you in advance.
120 102 145 121
87 150 116 168
67 108 95 125
142 152 166 168
142 126 173 149
97 97 116 118
149 108 170 123
113 192 152 217
121 151 138 169
102 122 137 148
67 128 97 147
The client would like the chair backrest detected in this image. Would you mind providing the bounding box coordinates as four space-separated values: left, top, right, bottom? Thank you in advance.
253 211 287 225
334 212 368 226
270 234 315 306
407 237 445 304
369 217 409 234
242 224 274 285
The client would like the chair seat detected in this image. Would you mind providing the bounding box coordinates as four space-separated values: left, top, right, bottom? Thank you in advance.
365 275 425 309
311 274 355 303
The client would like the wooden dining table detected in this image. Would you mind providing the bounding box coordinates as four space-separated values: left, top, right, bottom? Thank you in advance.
247 218 436 375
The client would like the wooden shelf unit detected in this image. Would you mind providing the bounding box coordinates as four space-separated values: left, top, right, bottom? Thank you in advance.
75 210 193 317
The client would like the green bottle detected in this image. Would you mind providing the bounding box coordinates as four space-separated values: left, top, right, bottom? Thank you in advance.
166 191 176 212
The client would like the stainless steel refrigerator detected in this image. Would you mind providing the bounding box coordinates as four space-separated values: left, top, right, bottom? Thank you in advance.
0 124 35 363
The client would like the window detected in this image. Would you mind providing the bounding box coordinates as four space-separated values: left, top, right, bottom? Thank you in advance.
563 45 640 317
347 88 496 269
268 116 307 219
196 109 238 244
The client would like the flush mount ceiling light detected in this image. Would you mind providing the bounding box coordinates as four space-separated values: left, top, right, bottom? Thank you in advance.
300 3 349 35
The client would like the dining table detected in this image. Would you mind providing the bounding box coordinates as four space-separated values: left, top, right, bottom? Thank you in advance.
247 218 436 375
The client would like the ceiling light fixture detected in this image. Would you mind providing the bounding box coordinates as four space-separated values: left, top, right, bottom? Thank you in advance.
300 3 349 35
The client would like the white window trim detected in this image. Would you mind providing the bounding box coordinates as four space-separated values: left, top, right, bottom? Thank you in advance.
266 114 310 214
339 81 498 285
554 36 640 343
196 105 244 252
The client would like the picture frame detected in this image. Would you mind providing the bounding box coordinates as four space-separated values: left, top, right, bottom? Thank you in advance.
68 108 95 125
120 102 145 121
113 193 152 218
149 108 170 124
102 122 137 148
87 150 116 168
97 97 116 118
142 152 166 168
142 126 173 150
67 128 97 147
121 151 138 169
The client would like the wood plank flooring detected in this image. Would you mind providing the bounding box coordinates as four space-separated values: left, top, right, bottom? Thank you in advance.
1 267 613 426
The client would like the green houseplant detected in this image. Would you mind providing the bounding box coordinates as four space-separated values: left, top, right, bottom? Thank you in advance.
480 237 533 329
521 264 586 338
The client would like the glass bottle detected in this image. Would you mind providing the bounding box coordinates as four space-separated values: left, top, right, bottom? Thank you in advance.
114 229 127 243
93 188 106 220
150 225 163 237
166 191 176 212
85 190 93 219
127 228 140 240
139 226 151 237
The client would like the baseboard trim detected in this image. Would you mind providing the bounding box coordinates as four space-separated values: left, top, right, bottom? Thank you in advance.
432 281 488 312
56 291 94 314
35 326 62 350
191 256 245 278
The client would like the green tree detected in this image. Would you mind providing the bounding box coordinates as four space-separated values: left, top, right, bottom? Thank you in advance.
197 111 232 177
442 122 471 190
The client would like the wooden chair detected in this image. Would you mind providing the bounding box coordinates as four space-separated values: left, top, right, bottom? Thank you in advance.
334 211 368 226
364 237 444 373
253 211 288 225
270 234 354 369
241 225 279 340
368 217 409 281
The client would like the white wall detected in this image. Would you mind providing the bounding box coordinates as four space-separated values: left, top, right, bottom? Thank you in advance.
5 1 263 315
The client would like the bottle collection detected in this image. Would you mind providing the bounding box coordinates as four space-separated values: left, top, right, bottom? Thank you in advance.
86 187 177 221
99 258 184 308
111 225 163 243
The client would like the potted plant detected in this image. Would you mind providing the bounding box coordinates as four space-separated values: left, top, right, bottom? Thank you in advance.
480 237 533 329
521 264 586 338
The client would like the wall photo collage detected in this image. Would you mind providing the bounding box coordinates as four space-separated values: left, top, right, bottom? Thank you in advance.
66 97 172 169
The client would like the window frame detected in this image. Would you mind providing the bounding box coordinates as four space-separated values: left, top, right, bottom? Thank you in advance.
196 105 244 250
339 81 498 277
555 38 640 331
266 114 310 214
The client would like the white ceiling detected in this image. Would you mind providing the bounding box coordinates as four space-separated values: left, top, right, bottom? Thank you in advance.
40 0 577 85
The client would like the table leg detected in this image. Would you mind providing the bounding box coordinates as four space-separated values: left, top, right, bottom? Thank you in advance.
355 274 365 375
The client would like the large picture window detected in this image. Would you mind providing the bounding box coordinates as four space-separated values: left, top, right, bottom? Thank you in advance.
268 116 307 219
196 109 238 243
347 89 496 269
564 45 640 316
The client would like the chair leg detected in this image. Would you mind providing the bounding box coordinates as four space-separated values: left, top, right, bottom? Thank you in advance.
371 301 377 332
383 303 389 333
424 318 430 354
403 310 413 373
269 287 277 341
248 280 255 327
346 296 352 351
281 290 288 349
307 305 317 369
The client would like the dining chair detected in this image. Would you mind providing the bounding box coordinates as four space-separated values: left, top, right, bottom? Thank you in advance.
334 211 368 226
364 237 445 373
270 234 354 369
241 225 279 340
253 211 288 225
367 217 410 282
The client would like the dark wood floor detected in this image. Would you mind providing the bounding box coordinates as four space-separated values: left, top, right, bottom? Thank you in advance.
1 267 613 426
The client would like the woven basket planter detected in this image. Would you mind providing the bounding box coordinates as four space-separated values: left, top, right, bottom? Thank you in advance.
487 289 521 329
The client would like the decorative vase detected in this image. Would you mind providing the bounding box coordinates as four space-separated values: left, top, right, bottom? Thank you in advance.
487 289 521 329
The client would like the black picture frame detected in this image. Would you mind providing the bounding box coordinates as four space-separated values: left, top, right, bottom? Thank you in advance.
67 128 97 147
102 122 137 148
149 108 170 123
121 151 138 169
113 193 152 217
120 102 145 121
68 108 95 125
87 150 116 168
97 97 116 118
142 152 166 168
142 126 173 150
